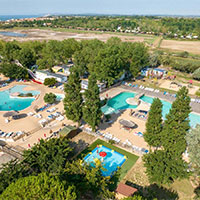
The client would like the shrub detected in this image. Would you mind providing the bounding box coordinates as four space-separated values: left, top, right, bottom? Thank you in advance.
44 93 57 104
193 68 200 80
44 78 57 86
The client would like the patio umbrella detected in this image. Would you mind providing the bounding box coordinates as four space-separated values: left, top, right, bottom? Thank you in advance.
3 111 18 118
119 119 137 128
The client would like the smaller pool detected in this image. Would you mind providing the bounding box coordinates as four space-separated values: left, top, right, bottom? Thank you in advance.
0 85 40 111
55 93 65 101
84 145 126 177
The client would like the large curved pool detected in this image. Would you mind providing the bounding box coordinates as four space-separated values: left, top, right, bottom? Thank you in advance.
101 92 200 128
0 85 40 111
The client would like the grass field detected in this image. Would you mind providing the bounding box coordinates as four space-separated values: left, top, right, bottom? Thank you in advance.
172 56 200 65
78 139 139 180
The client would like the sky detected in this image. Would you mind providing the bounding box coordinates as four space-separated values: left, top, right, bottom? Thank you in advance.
0 0 200 16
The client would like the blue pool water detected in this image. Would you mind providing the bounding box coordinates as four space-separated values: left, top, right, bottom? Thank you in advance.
102 92 200 128
0 85 40 111
101 92 137 115
84 145 126 177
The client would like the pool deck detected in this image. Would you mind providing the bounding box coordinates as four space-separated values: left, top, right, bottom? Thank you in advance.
0 81 78 149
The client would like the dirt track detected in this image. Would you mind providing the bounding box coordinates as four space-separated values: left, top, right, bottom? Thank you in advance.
0 28 149 43
160 39 200 54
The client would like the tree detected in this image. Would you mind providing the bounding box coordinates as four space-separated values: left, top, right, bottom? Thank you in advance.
2 41 21 62
22 138 73 174
64 160 114 199
0 160 26 194
44 93 57 104
144 98 163 148
0 173 77 200
186 125 200 174
122 195 147 200
149 51 161 67
64 67 83 124
130 43 149 78
82 74 102 131
143 87 191 185
193 68 200 80
43 77 57 86
92 45 124 86
161 86 191 156
0 63 28 80
17 47 36 68
143 150 188 185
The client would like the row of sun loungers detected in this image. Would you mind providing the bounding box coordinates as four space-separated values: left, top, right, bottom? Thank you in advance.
37 104 51 112
0 130 24 140
39 112 65 127
123 139 148 154
132 111 148 120
123 82 177 98
191 98 200 104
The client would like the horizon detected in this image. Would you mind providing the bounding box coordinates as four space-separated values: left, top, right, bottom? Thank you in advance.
0 0 200 16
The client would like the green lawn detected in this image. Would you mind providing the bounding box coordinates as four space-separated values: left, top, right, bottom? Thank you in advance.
78 139 139 180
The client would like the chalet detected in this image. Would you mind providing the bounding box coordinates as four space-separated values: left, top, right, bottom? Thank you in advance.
141 67 167 78
35 70 67 83
115 183 137 199
52 64 73 76
81 80 106 92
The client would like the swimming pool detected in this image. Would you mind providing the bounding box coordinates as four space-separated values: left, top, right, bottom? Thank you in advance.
84 145 126 177
101 92 137 115
0 85 40 111
101 92 200 128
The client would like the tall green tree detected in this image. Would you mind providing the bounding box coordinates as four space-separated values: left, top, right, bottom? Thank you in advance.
143 150 188 185
130 43 149 78
82 74 102 131
186 124 200 174
143 87 191 185
144 98 163 148
64 67 83 124
0 173 77 200
161 86 191 156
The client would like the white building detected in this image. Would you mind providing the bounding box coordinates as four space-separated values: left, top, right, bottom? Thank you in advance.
35 70 67 83
81 80 106 92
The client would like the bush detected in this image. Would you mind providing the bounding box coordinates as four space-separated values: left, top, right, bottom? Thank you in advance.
193 68 200 80
44 78 57 86
195 89 200 97
44 93 57 104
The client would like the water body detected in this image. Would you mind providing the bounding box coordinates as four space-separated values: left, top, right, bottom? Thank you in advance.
0 15 41 21
0 31 27 37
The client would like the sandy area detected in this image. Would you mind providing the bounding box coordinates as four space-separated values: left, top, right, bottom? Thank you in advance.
0 81 74 148
159 80 199 95
160 39 200 54
100 87 149 150
0 28 151 43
